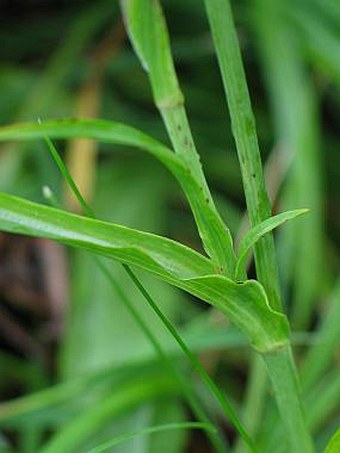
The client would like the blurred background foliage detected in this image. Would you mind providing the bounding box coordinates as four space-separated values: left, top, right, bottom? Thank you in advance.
0 0 339 451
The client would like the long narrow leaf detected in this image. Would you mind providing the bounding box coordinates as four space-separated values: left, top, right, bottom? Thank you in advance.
45 136 242 451
235 209 308 280
0 193 288 353
0 119 180 172
0 192 214 280
0 119 233 274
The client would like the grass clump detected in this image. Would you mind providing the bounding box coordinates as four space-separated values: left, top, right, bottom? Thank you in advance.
0 1 339 452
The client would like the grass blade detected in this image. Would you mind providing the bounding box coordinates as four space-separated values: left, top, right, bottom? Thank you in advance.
235 209 308 280
324 427 340 453
0 192 288 354
0 192 214 280
0 191 261 449
87 422 215 453
0 118 233 275
43 137 246 450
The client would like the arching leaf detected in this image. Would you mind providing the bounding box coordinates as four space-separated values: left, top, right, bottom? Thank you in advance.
0 193 288 352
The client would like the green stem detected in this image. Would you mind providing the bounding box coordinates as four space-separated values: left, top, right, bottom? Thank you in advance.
261 346 314 452
204 0 281 311
204 0 314 450
121 0 236 276
160 104 236 275
259 368 340 452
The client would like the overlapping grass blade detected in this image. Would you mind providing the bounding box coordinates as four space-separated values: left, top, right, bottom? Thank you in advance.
44 136 230 453
0 118 233 274
0 192 213 281
0 119 182 172
0 192 288 354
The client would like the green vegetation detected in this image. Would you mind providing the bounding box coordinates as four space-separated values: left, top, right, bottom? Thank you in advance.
0 1 339 452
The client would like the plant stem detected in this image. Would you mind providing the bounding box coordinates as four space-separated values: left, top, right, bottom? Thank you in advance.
121 0 236 276
204 0 314 450
261 345 314 452
160 104 236 275
258 368 340 452
204 0 281 311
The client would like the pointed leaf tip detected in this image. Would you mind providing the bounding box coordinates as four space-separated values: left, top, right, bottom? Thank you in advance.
235 209 309 280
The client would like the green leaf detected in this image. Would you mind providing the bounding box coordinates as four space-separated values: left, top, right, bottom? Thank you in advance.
44 137 244 451
0 118 181 174
0 193 288 352
184 275 288 352
0 119 234 274
324 427 340 453
0 192 214 280
235 209 309 280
